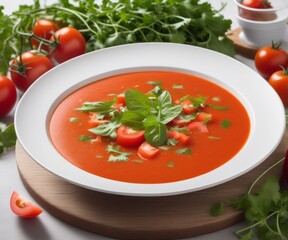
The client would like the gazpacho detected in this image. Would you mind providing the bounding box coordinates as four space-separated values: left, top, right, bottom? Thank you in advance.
49 71 250 184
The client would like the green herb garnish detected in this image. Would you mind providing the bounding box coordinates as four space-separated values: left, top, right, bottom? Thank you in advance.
106 145 132 162
167 161 175 168
221 119 231 128
172 84 184 89
79 135 93 142
210 157 288 240
176 148 192 155
120 88 182 146
69 117 79 122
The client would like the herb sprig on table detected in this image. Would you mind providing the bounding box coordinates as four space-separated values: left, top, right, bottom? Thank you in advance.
0 123 17 155
0 0 234 75
211 156 288 240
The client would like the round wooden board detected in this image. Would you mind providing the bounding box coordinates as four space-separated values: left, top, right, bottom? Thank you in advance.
227 28 259 59
16 129 287 240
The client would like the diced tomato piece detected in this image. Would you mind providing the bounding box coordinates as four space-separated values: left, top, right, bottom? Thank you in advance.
167 130 190 145
88 112 108 127
10 191 43 218
116 125 145 147
138 142 160 159
187 121 208 133
182 100 197 115
196 112 212 123
177 132 190 145
116 93 126 106
171 116 190 127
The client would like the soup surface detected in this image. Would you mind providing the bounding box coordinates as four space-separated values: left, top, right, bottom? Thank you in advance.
49 71 250 184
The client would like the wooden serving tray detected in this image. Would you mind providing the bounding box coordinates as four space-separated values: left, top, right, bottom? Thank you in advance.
228 28 259 59
16 129 287 240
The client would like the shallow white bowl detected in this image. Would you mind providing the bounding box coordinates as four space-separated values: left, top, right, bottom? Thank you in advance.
15 43 286 196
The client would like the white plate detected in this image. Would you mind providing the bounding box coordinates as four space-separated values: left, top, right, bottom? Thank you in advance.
15 43 286 196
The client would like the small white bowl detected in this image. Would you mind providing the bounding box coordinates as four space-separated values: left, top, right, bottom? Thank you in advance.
234 0 288 47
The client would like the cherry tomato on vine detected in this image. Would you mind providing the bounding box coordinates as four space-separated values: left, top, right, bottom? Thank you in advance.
49 27 86 63
0 75 17 118
116 125 145 147
10 51 54 92
254 44 288 79
31 19 59 52
10 191 43 218
268 68 288 106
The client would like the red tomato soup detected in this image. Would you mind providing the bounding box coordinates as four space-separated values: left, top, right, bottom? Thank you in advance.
49 71 250 184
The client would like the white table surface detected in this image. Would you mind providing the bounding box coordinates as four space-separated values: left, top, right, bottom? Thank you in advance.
0 1 286 240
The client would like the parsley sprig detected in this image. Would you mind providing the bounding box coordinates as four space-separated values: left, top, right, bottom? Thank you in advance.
106 145 132 162
0 0 234 75
211 157 288 240
0 123 17 155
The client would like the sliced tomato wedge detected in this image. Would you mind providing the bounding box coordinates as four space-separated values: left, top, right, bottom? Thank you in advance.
138 142 160 159
88 112 108 127
116 125 145 147
187 121 208 134
181 100 197 115
10 191 43 218
167 130 190 145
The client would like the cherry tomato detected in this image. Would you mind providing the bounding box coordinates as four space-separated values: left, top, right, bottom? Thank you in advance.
0 75 17 118
10 51 54 92
138 142 160 159
241 0 272 9
31 19 59 52
10 191 43 218
254 44 288 79
268 68 288 106
116 125 145 147
50 27 86 63
240 1 276 21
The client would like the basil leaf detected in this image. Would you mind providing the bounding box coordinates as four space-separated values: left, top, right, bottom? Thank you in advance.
125 89 150 111
160 105 182 124
120 111 145 130
148 85 163 97
89 121 121 138
158 90 172 109
75 100 115 113
144 122 167 147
